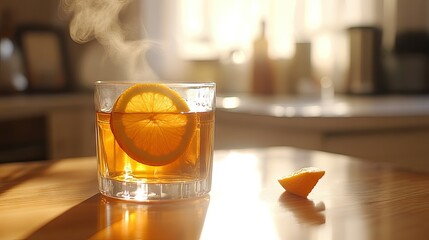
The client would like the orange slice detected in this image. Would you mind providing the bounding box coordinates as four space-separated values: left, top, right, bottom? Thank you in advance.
278 167 325 198
110 83 197 166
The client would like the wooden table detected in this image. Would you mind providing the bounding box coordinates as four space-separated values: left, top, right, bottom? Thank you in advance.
1 147 429 240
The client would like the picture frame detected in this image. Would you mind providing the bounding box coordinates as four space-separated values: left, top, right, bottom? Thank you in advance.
16 25 72 93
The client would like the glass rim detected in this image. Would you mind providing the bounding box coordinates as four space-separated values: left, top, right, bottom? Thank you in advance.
94 81 216 88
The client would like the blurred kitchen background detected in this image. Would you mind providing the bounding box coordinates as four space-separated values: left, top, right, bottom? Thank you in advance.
1 0 429 171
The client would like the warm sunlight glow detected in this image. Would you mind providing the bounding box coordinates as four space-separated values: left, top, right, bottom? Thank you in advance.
269 105 297 117
179 0 297 58
221 97 241 109
180 0 207 40
302 105 322 117
268 0 296 58
331 102 351 115
201 151 278 239
313 33 332 74
231 50 246 64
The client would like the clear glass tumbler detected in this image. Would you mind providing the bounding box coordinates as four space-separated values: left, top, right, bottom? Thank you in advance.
94 82 215 201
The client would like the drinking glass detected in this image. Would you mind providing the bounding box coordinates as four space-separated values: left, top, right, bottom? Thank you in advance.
94 82 215 201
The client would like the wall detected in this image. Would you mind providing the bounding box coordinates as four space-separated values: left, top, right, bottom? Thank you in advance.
2 1 429 94
0 0 147 91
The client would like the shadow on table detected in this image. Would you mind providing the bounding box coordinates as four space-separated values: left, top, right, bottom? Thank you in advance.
0 161 55 196
278 192 326 225
26 194 210 240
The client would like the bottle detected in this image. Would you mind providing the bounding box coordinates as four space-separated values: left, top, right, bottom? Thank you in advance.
251 20 274 95
289 42 319 95
346 26 383 94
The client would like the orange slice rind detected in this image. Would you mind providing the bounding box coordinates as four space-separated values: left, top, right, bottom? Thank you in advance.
278 167 325 198
110 83 197 166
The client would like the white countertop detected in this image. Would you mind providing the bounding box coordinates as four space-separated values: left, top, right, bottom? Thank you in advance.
217 94 429 118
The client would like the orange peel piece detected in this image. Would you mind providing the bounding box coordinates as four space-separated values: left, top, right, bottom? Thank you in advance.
278 167 325 197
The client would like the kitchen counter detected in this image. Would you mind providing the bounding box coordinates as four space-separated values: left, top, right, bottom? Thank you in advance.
0 93 95 161
217 94 429 117
215 94 429 172
0 93 93 120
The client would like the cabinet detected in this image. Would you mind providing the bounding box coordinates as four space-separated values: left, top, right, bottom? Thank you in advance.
0 93 95 162
0 116 47 162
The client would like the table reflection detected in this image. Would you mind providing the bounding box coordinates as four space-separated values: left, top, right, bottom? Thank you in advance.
27 194 210 240
278 192 325 225
93 195 210 240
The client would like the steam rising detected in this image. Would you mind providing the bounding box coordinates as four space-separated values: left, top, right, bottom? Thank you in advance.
62 0 158 81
